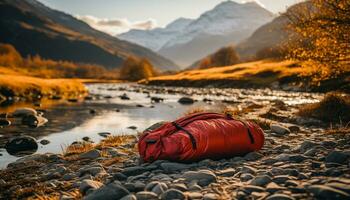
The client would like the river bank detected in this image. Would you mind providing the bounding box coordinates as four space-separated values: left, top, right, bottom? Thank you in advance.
0 83 349 199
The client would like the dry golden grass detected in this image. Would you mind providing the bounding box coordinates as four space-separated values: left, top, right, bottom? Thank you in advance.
0 73 87 99
144 60 307 84
298 93 350 123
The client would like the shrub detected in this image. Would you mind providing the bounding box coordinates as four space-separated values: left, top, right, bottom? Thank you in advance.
199 46 240 69
298 93 350 123
119 56 157 81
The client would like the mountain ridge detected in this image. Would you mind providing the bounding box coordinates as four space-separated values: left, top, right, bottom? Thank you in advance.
0 0 179 71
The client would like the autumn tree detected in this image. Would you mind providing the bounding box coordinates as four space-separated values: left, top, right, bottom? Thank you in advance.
199 46 240 69
119 56 157 81
0 43 23 67
286 0 350 78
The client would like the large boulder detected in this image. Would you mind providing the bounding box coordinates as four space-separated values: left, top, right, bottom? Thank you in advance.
5 136 38 156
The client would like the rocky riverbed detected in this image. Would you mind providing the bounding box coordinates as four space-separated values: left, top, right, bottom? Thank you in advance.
0 83 349 199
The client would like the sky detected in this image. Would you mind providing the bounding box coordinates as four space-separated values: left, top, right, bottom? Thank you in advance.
37 0 302 35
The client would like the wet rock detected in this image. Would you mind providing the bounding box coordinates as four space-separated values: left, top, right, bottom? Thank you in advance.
120 93 130 100
127 126 137 130
160 162 192 172
178 97 194 104
13 107 37 117
182 170 217 186
89 109 96 114
98 132 111 138
244 152 264 161
79 149 101 160
79 166 106 177
307 185 350 200
170 183 187 192
266 182 285 193
250 175 272 186
187 192 203 199
241 166 257 175
82 137 91 142
40 139 50 145
161 189 185 200
144 121 168 132
270 124 290 136
5 136 38 155
0 119 11 126
273 175 291 184
80 180 103 195
325 151 349 164
22 114 48 128
288 125 300 133
85 182 130 200
151 97 164 103
135 191 158 200
147 182 168 195
266 194 295 200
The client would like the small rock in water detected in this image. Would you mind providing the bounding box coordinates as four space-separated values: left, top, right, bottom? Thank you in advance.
5 136 38 155
12 107 37 117
127 126 137 130
270 124 290 135
82 137 91 142
178 97 194 105
0 119 11 127
79 149 101 160
40 139 50 145
22 114 48 128
98 132 111 138
120 93 130 100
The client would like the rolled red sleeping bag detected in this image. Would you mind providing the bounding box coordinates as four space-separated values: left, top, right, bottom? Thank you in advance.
138 112 265 163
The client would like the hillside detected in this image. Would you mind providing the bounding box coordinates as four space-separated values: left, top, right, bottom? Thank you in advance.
0 0 179 71
141 60 350 92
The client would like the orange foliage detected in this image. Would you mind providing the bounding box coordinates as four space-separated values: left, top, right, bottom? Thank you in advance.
199 46 240 69
0 43 117 79
119 56 157 81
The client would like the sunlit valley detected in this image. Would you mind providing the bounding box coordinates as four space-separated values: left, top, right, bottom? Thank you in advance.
0 0 349 199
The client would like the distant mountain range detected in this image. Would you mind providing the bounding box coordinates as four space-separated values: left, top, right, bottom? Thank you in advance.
119 1 275 67
0 0 179 71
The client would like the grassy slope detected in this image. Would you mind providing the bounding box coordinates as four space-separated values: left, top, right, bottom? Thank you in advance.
0 67 87 100
142 60 350 92
143 60 304 86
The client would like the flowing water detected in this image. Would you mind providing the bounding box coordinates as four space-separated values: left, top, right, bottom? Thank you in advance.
0 83 323 169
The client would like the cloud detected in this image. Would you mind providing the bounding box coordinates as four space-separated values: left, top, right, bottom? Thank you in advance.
76 15 157 35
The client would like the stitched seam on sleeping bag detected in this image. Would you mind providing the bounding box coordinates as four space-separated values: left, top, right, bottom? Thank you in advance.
240 121 255 144
172 122 197 150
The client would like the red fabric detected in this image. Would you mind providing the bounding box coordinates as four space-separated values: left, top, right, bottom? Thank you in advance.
138 112 265 163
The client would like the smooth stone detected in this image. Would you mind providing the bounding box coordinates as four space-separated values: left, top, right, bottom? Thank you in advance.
22 114 48 128
244 152 264 161
182 170 217 186
217 168 236 177
266 194 295 200
127 126 137 130
266 182 285 193
5 136 38 155
160 162 192 172
250 175 272 186
13 107 37 117
79 149 101 160
307 185 350 200
326 182 350 194
170 183 188 192
240 173 254 182
79 166 106 177
273 175 291 184
325 151 349 164
161 189 186 200
0 119 11 126
187 192 203 200
135 191 158 200
241 166 257 175
270 124 290 135
40 139 50 145
122 166 147 176
298 141 318 153
242 185 265 194
178 97 194 104
80 180 103 195
203 193 219 200
120 194 137 200
84 182 130 200
98 132 111 138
